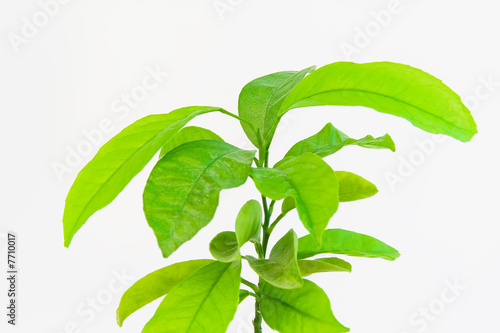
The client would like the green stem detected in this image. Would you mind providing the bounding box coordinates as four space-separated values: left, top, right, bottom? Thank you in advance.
253 298 263 333
241 278 260 295
219 109 259 138
253 148 271 333
268 213 285 234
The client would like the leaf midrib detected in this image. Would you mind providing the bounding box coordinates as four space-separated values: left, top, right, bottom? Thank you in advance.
282 88 473 135
263 294 339 328
175 147 242 227
275 167 313 231
67 118 176 241
66 108 219 244
261 72 303 137
183 264 231 333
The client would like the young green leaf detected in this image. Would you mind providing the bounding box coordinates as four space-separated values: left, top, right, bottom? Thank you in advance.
159 126 223 159
285 123 395 158
238 66 315 148
280 62 477 142
235 200 262 247
297 229 400 261
245 229 303 289
281 196 296 215
239 289 253 304
337 171 378 202
142 260 242 333
116 259 213 327
261 280 349 333
298 257 352 277
63 106 225 248
143 140 256 258
251 153 339 241
209 231 240 262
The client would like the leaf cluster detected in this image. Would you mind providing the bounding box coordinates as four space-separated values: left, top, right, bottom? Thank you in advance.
63 62 476 332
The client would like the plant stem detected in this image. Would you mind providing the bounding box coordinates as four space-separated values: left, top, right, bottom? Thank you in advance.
253 297 263 333
253 148 271 333
267 213 285 234
241 278 260 295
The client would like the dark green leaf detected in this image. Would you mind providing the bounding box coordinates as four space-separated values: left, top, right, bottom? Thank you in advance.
116 259 212 327
63 106 224 247
235 200 262 246
209 231 240 262
159 126 223 159
298 229 400 261
280 62 477 142
261 280 349 333
238 66 315 148
245 229 303 289
143 140 256 258
298 257 352 277
285 123 395 158
337 171 378 202
251 153 339 241
143 261 241 333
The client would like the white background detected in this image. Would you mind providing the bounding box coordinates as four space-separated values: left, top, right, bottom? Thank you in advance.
1 0 499 332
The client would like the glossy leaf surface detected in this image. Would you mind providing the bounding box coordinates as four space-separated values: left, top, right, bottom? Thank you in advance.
298 257 352 277
235 200 262 246
117 259 212 326
245 230 303 289
280 62 477 142
143 261 241 333
261 280 349 333
238 66 315 147
159 126 223 159
63 106 224 247
251 153 339 241
209 231 240 262
285 123 395 158
298 229 400 261
337 171 378 202
143 140 255 258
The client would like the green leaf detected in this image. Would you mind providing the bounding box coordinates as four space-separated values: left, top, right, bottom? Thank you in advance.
280 62 477 142
337 171 378 202
261 280 349 333
251 153 339 241
143 140 256 258
298 257 352 277
63 106 225 247
235 200 262 246
281 196 296 215
159 126 223 159
239 289 253 304
245 229 303 289
238 66 315 148
209 231 240 262
116 259 213 327
298 229 400 261
285 123 395 158
143 260 242 333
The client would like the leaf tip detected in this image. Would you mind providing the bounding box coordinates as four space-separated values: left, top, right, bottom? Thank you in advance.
63 233 72 248
116 309 124 327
